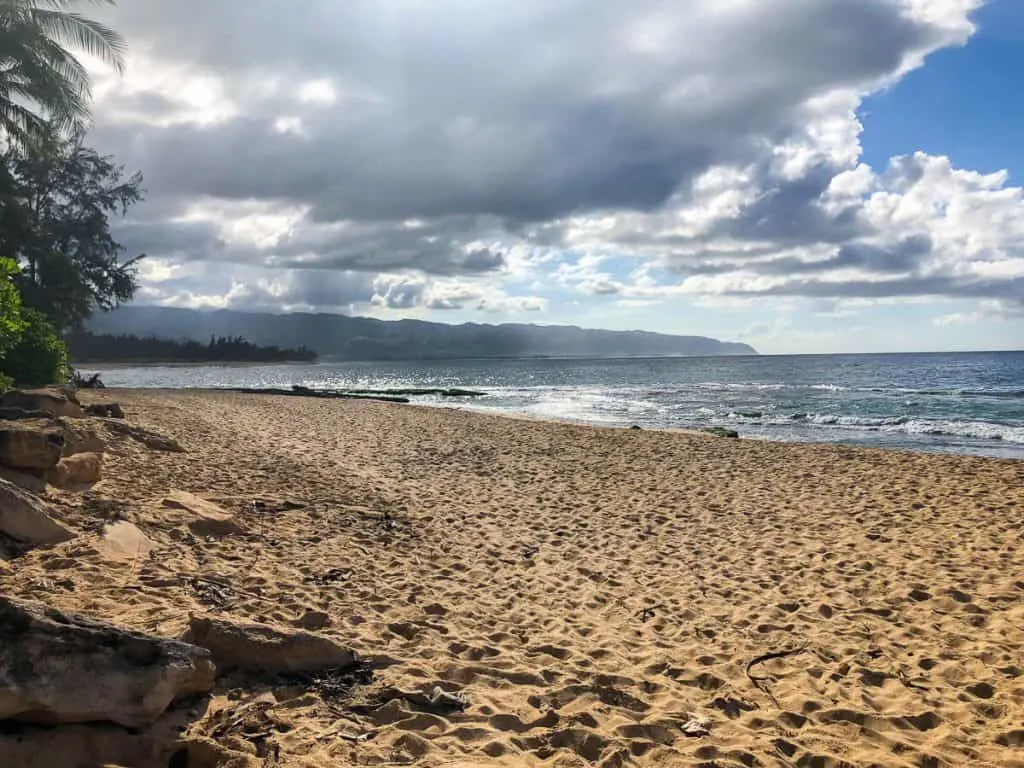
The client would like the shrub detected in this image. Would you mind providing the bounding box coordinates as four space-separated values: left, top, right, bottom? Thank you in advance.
0 308 68 387
0 257 25 361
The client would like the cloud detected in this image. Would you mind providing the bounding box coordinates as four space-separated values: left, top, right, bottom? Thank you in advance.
371 274 546 313
370 274 426 310
81 0 1024 321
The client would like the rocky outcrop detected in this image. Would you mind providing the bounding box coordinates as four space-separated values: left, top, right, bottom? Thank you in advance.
0 478 74 546
0 597 216 728
0 420 64 470
60 421 106 457
161 491 245 537
0 389 83 419
0 408 54 421
184 615 356 674
0 466 47 493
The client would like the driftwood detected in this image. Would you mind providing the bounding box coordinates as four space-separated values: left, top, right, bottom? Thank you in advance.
746 645 809 683
638 604 665 623
369 685 469 714
746 645 809 704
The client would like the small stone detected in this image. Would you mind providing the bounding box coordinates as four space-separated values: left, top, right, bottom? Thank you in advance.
98 521 155 562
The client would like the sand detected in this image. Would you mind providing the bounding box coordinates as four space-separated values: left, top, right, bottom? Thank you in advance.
1 389 1022 767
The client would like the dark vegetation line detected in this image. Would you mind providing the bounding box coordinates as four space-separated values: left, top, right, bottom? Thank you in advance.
66 332 318 364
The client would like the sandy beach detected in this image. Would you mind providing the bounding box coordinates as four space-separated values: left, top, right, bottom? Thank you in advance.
2 389 1022 768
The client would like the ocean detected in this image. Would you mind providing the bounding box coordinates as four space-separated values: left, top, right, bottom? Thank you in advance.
82 351 1024 459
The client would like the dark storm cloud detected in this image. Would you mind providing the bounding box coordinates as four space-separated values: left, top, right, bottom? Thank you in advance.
673 235 935 277
706 164 867 245
84 0 995 310
92 0 945 226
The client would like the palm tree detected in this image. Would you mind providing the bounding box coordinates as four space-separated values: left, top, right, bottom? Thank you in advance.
0 0 125 145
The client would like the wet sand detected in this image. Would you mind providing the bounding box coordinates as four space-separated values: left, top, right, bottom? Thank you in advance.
2 389 1022 767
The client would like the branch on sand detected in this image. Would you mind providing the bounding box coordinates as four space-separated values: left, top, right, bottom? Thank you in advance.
746 645 809 705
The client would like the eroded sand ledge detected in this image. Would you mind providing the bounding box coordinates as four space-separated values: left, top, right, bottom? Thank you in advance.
2 389 1022 767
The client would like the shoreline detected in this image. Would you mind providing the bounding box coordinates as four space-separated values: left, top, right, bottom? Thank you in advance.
106 386 1024 462
2 388 1021 766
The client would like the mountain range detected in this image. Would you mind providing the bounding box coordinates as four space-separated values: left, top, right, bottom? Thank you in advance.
85 306 757 360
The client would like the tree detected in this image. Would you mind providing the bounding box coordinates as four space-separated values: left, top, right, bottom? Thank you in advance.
0 127 144 331
0 0 125 146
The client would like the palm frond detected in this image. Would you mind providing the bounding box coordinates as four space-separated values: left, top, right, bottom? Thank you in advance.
31 9 124 72
0 94 46 145
0 0 122 146
31 33 93 92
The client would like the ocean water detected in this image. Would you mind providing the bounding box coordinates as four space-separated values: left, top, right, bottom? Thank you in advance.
82 351 1024 459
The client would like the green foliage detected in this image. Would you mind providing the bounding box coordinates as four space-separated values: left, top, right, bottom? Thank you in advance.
0 307 68 386
0 256 26 360
0 128 145 331
0 0 125 146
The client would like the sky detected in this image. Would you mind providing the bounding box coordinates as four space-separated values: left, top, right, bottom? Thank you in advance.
83 0 1024 354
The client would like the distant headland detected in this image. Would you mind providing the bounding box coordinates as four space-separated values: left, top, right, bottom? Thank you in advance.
85 307 757 361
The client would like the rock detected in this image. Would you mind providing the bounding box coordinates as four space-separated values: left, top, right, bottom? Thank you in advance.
701 427 740 439
0 597 216 728
184 615 357 674
0 408 54 421
0 478 75 546
98 521 154 562
0 389 83 419
60 421 106 456
0 421 64 470
293 609 331 631
161 491 245 537
85 403 125 419
0 466 48 493
630 425 642 431
45 452 103 488
680 713 711 737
